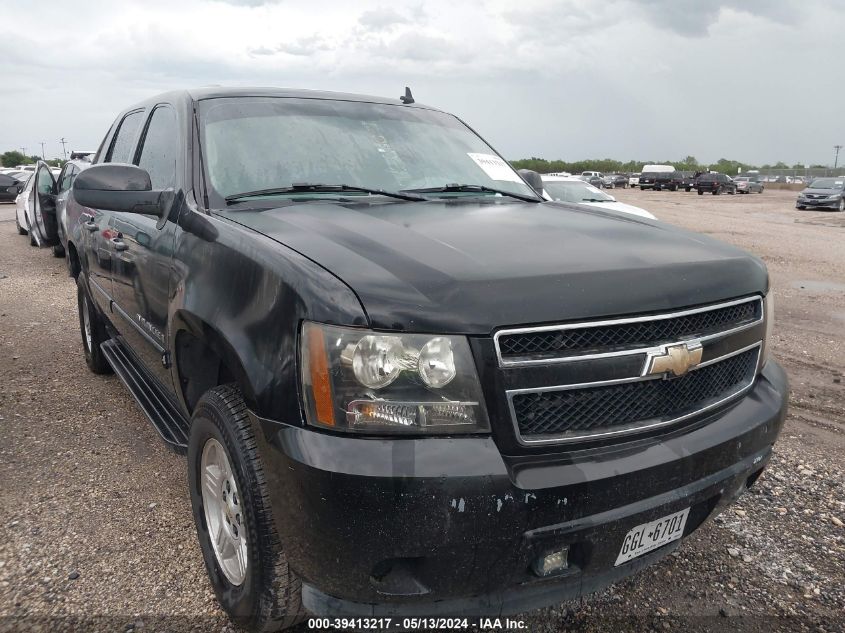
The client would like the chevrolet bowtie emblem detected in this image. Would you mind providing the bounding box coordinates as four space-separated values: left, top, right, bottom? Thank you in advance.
646 341 703 378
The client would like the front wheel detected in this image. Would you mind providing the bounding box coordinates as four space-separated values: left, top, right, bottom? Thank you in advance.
698 190 703 195
52 243 66 258
188 385 305 632
796 205 806 210
838 197 845 212
15 212 27 235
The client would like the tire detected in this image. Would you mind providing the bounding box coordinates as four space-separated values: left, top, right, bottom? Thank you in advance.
796 205 805 210
15 212 27 235
188 385 305 632
839 198 845 212
52 243 66 258
77 273 113 374
697 190 703 195
759 187 764 194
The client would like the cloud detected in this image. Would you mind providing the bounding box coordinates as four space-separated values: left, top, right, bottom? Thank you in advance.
0 0 841 167
358 7 410 29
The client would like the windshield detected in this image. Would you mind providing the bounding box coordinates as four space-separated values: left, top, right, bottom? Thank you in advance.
199 97 534 205
809 178 844 189
735 177 749 182
543 180 614 203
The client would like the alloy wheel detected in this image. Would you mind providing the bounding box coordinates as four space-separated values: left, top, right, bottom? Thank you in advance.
201 438 249 586
82 296 93 353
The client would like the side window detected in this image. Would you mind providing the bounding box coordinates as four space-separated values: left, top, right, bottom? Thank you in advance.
106 110 144 164
58 165 75 192
37 164 54 195
0 174 13 187
136 106 179 190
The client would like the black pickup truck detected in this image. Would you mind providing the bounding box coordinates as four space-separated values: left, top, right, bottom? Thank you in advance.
39 87 787 631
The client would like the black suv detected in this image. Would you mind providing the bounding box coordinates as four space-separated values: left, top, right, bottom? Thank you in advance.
639 171 680 191
55 87 787 631
697 173 736 195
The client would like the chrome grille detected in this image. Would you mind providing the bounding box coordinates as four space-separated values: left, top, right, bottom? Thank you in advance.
495 296 762 366
510 346 759 443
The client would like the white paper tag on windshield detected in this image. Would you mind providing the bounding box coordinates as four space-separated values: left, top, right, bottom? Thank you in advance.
467 153 522 183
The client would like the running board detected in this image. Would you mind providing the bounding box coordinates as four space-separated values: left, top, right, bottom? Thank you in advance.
101 338 190 451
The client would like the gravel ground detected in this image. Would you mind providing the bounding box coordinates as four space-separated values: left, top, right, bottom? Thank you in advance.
0 189 843 633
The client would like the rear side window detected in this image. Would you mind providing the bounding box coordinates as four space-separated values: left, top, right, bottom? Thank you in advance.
106 110 144 163
136 106 179 190
0 174 13 186
59 165 76 192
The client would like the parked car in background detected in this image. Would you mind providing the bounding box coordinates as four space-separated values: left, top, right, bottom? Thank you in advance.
14 172 35 240
62 86 786 631
611 174 629 188
0 171 28 203
697 173 736 195
795 177 845 211
640 170 680 191
681 172 701 192
54 155 93 257
734 176 764 194
601 174 615 188
580 171 604 188
638 164 675 190
24 156 94 256
628 172 640 187
541 175 655 218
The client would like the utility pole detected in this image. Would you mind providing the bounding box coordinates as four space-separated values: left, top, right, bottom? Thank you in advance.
59 137 68 160
835 145 842 170
19 147 26 157
40 141 46 159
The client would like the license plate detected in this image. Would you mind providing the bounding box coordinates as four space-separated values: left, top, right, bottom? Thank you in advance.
615 508 689 566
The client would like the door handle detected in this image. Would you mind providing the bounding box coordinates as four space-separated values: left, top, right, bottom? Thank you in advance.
111 238 128 251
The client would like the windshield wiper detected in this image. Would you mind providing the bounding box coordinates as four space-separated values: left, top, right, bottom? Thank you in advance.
403 183 541 203
225 183 427 204
581 198 612 202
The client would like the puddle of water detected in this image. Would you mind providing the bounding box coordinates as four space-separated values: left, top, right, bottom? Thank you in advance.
791 280 845 293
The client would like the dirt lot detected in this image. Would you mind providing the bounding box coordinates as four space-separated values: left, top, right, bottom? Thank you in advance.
0 189 843 633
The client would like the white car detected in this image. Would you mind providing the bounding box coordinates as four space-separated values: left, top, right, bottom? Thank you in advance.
629 172 640 187
14 173 36 242
541 176 656 219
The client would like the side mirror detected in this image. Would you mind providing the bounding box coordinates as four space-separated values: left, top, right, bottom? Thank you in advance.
73 164 173 221
517 169 545 196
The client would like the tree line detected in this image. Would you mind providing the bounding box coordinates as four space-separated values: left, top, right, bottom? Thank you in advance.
1 150 65 168
510 156 830 175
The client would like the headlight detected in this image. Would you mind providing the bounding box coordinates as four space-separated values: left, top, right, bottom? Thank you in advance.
761 292 774 365
829 194 841 200
300 322 489 434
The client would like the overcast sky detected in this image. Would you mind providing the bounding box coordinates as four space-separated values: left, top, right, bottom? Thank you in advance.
1 0 842 166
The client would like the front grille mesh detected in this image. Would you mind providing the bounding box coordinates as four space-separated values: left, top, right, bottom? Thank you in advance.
512 348 758 441
498 299 760 361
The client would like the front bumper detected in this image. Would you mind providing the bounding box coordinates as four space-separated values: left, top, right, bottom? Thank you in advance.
252 361 788 616
796 198 840 208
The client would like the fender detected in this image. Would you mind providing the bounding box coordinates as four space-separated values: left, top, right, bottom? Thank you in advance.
167 209 368 424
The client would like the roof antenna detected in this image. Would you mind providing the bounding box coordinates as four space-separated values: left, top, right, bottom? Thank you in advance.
400 86 414 104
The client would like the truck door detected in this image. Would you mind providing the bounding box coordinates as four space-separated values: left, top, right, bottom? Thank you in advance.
84 109 146 314
109 104 179 390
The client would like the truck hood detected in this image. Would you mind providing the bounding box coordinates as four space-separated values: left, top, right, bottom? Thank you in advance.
219 200 768 333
